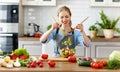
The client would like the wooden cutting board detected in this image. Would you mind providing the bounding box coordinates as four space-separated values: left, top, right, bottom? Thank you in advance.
39 57 68 62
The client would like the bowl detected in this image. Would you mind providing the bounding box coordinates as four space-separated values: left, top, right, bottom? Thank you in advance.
59 48 75 58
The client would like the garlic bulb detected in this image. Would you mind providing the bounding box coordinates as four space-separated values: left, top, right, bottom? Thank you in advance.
14 58 21 67
6 62 13 68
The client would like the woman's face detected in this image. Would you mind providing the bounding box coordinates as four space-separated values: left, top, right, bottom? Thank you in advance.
58 10 71 26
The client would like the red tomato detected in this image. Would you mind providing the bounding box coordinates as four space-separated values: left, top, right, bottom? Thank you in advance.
37 60 43 65
91 62 99 69
39 63 43 67
41 54 48 59
11 53 20 60
91 61 106 69
90 62 95 68
20 55 27 60
94 63 99 69
68 56 76 62
98 63 104 68
48 60 56 67
101 61 107 66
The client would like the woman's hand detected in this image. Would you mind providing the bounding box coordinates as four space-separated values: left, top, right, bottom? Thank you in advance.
75 24 84 32
51 22 59 30
40 22 59 43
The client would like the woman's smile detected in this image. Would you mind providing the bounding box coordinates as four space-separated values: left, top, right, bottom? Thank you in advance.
63 21 68 25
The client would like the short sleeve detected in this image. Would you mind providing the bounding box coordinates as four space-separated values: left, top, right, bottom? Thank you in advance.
75 30 90 48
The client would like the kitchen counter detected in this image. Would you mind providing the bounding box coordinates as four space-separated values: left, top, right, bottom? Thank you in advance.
0 58 120 72
19 36 120 42
90 36 120 42
19 37 40 41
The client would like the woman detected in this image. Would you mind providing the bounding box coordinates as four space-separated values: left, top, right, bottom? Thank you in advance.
40 6 90 57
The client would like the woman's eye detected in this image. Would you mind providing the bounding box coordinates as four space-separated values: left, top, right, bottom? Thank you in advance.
60 15 69 19
60 16 63 19
61 17 63 19
65 16 69 18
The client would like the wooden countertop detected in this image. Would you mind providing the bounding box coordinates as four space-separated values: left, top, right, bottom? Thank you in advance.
90 36 120 42
19 37 40 41
0 58 120 72
19 36 120 42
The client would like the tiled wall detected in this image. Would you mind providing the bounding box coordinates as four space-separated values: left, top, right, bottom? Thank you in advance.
23 0 120 36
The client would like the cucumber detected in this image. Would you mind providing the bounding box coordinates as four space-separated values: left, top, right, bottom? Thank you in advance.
77 60 91 66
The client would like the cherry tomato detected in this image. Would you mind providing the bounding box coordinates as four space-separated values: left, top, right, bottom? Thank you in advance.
93 63 99 69
90 62 95 68
37 60 43 65
98 63 104 68
91 61 107 69
41 54 48 59
48 60 56 67
39 63 43 67
20 55 27 60
101 61 107 66
68 56 76 62
11 53 20 60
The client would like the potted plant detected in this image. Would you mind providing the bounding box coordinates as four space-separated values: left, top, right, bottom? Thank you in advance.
89 25 98 39
95 10 120 39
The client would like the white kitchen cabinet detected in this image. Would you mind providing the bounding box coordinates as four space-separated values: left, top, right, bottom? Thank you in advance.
0 0 19 2
41 41 91 57
19 41 42 56
74 45 90 57
41 40 54 57
22 0 56 6
39 0 56 6
91 42 120 58
22 0 39 6
90 0 120 7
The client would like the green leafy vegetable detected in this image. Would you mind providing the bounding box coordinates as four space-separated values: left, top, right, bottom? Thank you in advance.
19 59 29 67
62 37 72 46
105 51 120 69
105 60 120 69
14 48 29 58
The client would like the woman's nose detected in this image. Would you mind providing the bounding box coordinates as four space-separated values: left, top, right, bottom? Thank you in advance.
63 17 67 21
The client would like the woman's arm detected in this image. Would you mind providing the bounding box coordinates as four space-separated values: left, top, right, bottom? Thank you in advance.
40 22 59 42
75 24 90 47
81 31 90 46
40 28 54 42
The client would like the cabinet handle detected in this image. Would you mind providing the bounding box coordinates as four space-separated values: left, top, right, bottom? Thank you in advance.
0 34 13 36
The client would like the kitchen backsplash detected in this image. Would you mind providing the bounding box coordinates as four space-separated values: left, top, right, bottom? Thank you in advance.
22 0 120 36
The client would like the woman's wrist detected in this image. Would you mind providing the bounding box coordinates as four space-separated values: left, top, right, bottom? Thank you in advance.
81 30 85 34
79 29 84 33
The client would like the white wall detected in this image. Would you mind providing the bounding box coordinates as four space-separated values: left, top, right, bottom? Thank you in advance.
23 0 120 36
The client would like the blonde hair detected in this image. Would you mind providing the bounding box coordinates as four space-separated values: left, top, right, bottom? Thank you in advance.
57 6 72 26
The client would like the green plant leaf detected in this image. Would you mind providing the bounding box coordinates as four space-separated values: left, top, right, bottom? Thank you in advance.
114 28 120 33
96 10 120 33
89 25 98 31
